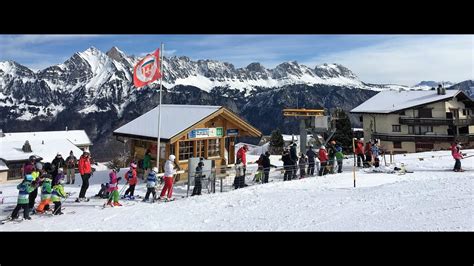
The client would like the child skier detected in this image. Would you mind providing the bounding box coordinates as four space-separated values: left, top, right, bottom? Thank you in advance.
28 162 43 215
192 158 205 196
123 162 138 199
10 174 37 220
335 146 344 173
143 167 159 202
51 175 67 215
36 174 53 213
95 183 110 198
106 167 122 207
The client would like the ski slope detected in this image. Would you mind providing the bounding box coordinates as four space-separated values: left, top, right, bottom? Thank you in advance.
0 149 472 231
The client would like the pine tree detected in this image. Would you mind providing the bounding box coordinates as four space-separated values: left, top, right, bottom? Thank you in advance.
331 108 353 153
269 128 284 154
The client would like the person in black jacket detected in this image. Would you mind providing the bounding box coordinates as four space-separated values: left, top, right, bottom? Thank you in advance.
261 151 276 183
51 153 65 181
192 158 205 196
281 149 293 181
289 143 298 179
306 145 317 176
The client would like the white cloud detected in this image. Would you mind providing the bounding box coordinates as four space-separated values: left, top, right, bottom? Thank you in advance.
304 35 474 86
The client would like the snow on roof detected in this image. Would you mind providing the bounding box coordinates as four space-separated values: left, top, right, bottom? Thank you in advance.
1 130 91 146
351 90 460 114
0 160 8 171
0 138 84 162
113 105 222 140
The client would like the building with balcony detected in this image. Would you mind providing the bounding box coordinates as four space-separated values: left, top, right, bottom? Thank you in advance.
350 89 474 153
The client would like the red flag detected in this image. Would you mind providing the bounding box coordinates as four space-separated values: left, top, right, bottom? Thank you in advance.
133 49 161 88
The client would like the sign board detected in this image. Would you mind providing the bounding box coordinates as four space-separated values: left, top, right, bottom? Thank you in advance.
188 127 224 139
188 157 213 188
226 129 239 136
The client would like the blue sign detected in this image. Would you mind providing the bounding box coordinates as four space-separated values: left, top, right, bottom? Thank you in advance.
226 129 239 136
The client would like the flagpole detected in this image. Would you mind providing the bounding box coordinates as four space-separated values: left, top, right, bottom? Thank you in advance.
157 42 164 171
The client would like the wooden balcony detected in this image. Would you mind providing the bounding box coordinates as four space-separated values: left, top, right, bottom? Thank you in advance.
372 132 465 142
399 116 474 126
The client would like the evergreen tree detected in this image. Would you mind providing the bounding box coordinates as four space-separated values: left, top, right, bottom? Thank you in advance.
269 128 284 154
331 108 353 153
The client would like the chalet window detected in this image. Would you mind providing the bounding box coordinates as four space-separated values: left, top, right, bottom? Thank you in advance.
399 110 405 115
426 126 433 132
208 139 220 157
392 125 401 132
393 141 402 149
408 126 414 134
359 116 363 122
179 141 194 161
418 108 432 118
196 140 205 158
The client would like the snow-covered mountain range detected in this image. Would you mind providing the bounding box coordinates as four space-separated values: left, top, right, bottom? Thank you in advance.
0 46 471 160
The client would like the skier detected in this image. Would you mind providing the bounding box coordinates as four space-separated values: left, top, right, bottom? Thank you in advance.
28 162 43 215
10 174 37 220
22 155 36 177
236 145 249 186
65 150 77 184
335 146 344 173
159 155 177 201
253 153 264 183
35 174 53 214
371 142 380 167
289 142 298 179
354 138 365 167
318 145 329 176
95 183 110 199
192 158 205 196
234 158 245 189
306 145 317 176
364 141 372 167
452 142 464 172
261 151 276 183
76 151 92 202
106 167 122 207
298 153 307 179
143 167 159 202
281 149 293 181
51 175 67 215
123 162 138 199
327 140 337 174
51 153 65 181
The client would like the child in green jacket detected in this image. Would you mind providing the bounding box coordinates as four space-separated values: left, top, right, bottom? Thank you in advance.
335 146 344 173
51 176 67 215
11 174 37 220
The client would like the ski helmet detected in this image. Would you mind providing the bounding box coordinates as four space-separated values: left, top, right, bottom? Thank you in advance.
169 154 176 161
130 162 137 168
152 167 159 173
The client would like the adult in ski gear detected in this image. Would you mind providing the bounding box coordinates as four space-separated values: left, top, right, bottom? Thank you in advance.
298 153 307 179
318 145 329 176
354 138 365 167
192 158 205 196
306 145 317 176
451 143 464 172
106 168 122 207
364 141 372 166
65 150 77 184
11 175 37 220
281 149 293 181
236 145 249 185
371 143 380 167
143 150 152 181
51 177 67 215
327 140 337 174
143 167 158 202
22 156 37 177
123 163 138 199
261 151 276 183
159 155 176 200
77 151 92 202
335 146 344 173
51 153 65 181
290 143 298 179
36 175 52 213
234 158 245 189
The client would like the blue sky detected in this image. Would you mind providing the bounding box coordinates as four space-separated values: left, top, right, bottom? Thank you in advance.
0 34 472 86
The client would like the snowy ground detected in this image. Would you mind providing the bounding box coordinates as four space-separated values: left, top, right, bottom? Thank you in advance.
0 149 472 231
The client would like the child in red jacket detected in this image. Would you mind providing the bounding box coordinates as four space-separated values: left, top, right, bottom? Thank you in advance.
123 162 138 199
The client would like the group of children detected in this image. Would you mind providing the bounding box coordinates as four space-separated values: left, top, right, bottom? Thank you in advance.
10 156 68 221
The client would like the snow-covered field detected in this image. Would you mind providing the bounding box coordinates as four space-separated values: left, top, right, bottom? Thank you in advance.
0 149 472 231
